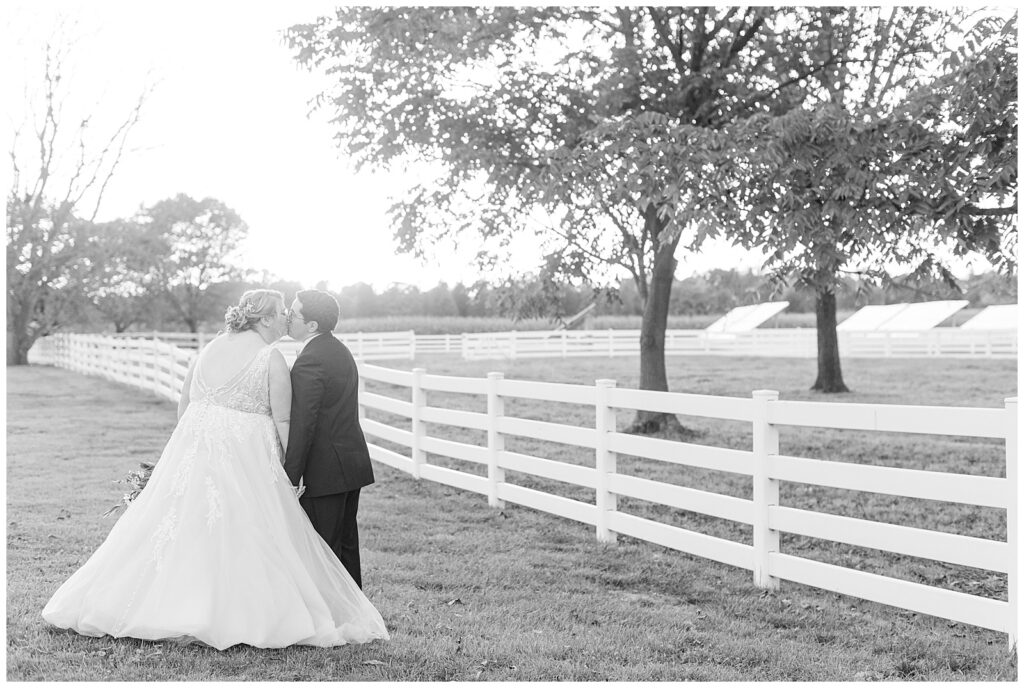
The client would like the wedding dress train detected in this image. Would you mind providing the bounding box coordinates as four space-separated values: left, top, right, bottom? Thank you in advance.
42 344 389 650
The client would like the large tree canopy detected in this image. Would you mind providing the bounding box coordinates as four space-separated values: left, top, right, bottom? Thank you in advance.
289 7 866 432
728 9 1016 391
140 194 248 333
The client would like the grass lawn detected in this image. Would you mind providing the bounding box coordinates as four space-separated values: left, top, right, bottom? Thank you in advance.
6 354 1018 681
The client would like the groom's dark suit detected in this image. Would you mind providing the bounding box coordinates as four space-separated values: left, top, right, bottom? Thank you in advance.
284 332 374 588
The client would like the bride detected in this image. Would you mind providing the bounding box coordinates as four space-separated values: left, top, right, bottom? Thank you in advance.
42 289 389 650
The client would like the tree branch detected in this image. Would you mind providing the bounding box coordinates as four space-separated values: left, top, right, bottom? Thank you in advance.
713 55 846 125
875 7 927 105
598 197 644 282
689 7 708 73
862 7 896 108
964 202 1018 216
709 7 739 49
721 12 766 69
83 86 150 221
648 7 686 75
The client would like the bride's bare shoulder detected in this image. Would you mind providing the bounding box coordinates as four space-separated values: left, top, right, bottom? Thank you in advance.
201 332 263 360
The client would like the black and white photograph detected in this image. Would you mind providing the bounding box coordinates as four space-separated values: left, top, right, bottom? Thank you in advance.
5 2 1018 682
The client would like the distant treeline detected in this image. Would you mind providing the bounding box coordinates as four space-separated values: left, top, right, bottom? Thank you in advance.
331 269 1018 320
72 268 1016 333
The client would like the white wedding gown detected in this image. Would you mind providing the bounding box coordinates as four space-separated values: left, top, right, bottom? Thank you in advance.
42 344 389 650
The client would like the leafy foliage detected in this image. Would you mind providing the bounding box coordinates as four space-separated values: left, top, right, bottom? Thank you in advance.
287 8 888 422
286 7 853 290
139 194 249 332
731 9 1016 295
717 8 1017 391
80 220 166 332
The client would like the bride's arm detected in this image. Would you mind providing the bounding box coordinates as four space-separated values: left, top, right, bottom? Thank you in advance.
176 355 199 420
268 348 292 456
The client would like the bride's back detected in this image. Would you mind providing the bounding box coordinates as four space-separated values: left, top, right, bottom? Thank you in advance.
197 332 269 389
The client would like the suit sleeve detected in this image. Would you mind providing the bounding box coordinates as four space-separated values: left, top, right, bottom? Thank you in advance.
283 356 326 487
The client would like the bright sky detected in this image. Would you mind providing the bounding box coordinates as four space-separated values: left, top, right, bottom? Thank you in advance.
3 3 995 291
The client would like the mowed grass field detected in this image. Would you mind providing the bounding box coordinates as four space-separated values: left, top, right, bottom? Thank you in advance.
6 352 1018 681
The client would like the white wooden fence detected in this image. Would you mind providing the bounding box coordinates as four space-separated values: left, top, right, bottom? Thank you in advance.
359 365 1016 648
106 330 417 358
27 333 417 398
27 333 1017 647
460 327 1018 360
30 334 196 402
98 327 1016 360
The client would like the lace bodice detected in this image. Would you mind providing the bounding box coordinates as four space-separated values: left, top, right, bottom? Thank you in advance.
190 344 274 415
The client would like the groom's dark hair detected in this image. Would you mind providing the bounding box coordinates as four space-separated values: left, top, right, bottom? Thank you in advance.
296 290 340 333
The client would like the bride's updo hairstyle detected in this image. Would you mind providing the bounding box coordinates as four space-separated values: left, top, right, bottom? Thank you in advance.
224 289 284 333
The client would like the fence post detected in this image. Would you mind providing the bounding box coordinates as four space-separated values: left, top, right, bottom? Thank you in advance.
410 367 427 479
1006 396 1018 651
163 344 174 402
409 330 416 360
752 389 780 590
509 331 517 360
595 378 618 543
607 329 614 358
151 338 161 395
486 372 506 508
357 365 366 423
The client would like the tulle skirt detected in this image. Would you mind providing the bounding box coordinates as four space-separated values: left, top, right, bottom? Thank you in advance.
42 400 389 650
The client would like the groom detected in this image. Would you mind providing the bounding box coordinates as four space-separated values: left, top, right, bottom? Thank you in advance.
284 290 375 588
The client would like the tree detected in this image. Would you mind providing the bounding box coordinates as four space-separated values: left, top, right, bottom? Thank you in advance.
730 9 1016 391
7 32 149 364
337 282 379 318
451 282 471 317
287 7 857 433
141 194 248 332
80 219 165 332
377 284 422 316
423 282 459 317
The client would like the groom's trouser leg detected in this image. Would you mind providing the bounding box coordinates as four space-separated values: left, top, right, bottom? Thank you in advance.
300 489 362 588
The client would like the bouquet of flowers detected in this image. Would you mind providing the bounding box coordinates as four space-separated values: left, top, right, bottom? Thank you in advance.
103 461 156 517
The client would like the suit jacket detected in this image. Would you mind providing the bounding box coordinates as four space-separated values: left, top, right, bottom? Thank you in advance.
284 333 374 497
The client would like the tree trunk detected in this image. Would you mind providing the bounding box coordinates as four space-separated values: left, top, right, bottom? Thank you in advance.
626 216 695 438
6 329 33 365
7 295 33 365
811 289 850 393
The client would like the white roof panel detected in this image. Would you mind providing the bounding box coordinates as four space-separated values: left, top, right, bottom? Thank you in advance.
875 300 969 331
959 304 1018 330
705 301 789 332
837 304 910 331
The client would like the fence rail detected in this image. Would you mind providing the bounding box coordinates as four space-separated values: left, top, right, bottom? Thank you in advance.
459 328 1017 360
95 327 1017 360
106 329 417 359
26 332 1017 647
